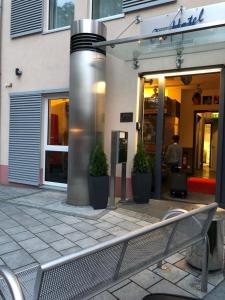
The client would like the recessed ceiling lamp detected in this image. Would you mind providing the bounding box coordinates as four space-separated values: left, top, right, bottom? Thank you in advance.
181 75 192 85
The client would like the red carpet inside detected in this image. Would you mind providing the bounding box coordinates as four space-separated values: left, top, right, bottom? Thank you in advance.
187 177 216 194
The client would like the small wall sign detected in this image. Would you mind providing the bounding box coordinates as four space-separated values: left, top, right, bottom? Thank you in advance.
120 112 133 123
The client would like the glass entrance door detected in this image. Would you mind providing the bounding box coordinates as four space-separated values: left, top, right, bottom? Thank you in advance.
143 70 222 204
44 98 69 187
161 73 220 202
142 76 165 198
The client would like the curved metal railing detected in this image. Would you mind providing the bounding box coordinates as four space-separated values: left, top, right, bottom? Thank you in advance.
0 266 24 300
161 208 188 220
157 207 210 292
157 209 188 269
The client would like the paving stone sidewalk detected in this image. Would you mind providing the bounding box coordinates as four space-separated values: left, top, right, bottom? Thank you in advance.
1 186 106 218
0 185 224 299
0 197 158 271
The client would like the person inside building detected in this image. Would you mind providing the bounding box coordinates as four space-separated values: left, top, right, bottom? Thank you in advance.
166 135 183 172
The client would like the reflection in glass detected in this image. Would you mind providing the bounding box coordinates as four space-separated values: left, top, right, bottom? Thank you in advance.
107 26 225 61
45 151 68 184
49 0 74 30
92 0 122 19
143 79 159 153
143 79 159 194
48 99 69 146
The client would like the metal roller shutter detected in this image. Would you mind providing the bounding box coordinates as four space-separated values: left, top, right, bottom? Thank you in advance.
122 0 176 13
9 93 42 186
11 0 43 38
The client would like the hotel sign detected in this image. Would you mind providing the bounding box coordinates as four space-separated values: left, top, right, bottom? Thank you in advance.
170 8 204 31
141 2 225 35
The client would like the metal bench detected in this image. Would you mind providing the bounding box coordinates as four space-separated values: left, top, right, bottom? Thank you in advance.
0 203 218 300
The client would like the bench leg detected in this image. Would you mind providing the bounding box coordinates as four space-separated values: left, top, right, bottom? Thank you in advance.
201 236 209 292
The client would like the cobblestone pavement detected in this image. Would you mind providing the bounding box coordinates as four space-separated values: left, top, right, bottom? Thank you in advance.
0 200 158 270
0 185 224 299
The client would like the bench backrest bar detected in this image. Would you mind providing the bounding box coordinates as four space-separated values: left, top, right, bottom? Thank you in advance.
33 203 217 300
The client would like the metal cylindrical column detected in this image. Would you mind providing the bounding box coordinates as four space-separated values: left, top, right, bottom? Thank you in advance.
67 20 106 206
186 215 225 271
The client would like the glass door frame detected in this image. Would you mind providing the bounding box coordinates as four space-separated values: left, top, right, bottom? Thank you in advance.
43 96 69 188
140 67 224 207
138 75 165 199
216 67 225 208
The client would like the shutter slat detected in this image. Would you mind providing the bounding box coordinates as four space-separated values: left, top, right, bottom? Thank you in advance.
11 0 43 38
9 93 41 186
123 0 176 13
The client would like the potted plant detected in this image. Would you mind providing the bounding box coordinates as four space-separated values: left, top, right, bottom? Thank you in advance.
132 142 152 203
88 144 109 209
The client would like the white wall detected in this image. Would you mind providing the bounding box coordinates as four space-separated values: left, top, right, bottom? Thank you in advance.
0 0 71 166
105 55 139 176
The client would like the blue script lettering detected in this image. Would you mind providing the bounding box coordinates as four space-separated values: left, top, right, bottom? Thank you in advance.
153 8 205 33
172 8 204 29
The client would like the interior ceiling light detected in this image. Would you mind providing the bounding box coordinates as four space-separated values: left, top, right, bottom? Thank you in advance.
144 68 221 79
180 75 192 85
145 79 153 85
159 36 167 41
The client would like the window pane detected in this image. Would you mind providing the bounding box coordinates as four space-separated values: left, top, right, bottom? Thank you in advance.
49 0 74 30
45 151 68 183
92 0 122 19
48 99 69 146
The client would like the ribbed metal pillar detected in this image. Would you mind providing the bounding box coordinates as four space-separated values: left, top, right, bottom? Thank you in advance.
67 20 106 206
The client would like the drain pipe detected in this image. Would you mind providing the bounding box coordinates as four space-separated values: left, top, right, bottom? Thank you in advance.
87 0 93 19
0 0 2 167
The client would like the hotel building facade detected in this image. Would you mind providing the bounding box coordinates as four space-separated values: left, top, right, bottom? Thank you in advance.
1 0 225 207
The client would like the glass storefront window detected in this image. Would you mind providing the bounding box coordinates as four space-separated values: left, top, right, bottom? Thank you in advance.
49 0 74 30
92 0 122 19
45 151 68 184
48 99 69 146
44 98 69 186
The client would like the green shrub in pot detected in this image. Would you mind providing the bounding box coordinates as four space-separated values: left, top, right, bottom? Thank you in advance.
132 142 152 203
88 144 109 209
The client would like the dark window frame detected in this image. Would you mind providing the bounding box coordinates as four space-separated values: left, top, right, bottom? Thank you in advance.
92 0 123 20
48 0 75 31
122 0 177 13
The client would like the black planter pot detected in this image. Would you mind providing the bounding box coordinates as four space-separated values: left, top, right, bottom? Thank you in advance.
88 176 109 209
132 172 152 204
